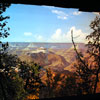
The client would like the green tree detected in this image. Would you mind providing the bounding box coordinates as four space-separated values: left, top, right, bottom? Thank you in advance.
71 15 100 94
0 3 10 52
0 2 43 100
71 30 94 94
0 52 26 100
45 68 54 97
19 61 42 99
43 68 66 98
86 15 100 94
44 68 78 97
61 75 78 96
0 3 26 100
73 57 93 94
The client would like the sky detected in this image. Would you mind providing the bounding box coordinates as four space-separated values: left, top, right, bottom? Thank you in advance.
2 4 99 43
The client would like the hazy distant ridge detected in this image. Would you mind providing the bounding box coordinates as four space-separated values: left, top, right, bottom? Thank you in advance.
8 42 85 49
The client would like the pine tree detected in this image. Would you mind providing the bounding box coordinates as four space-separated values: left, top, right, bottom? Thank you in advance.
86 15 100 94
19 61 42 99
0 3 26 100
71 15 100 94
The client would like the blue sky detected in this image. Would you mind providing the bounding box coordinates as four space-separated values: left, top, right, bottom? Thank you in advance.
2 4 99 43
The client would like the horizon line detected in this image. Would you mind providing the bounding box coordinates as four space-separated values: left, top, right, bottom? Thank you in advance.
7 42 85 44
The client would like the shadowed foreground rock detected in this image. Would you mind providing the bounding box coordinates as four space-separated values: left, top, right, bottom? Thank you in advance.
39 93 100 100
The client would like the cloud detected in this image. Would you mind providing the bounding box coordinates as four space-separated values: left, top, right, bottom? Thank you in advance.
34 35 44 41
51 29 62 40
51 10 68 20
42 5 55 9
73 11 82 15
48 26 88 43
24 32 32 36
93 12 100 15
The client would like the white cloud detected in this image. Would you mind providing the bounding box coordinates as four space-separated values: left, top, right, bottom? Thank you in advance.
48 26 88 43
51 10 68 20
51 29 62 41
42 5 55 9
24 32 32 36
34 35 44 41
93 12 100 15
73 11 82 15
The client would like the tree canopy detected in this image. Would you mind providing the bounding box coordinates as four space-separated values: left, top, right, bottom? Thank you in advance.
71 15 100 94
